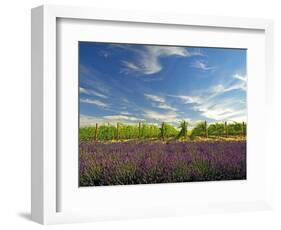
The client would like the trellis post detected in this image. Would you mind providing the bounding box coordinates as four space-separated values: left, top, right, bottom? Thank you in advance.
116 122 120 140
138 122 141 139
161 122 165 140
205 120 208 138
184 121 187 138
224 121 228 138
95 123 98 140
242 121 245 136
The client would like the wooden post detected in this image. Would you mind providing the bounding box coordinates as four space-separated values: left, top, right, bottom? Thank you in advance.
161 122 165 140
184 121 187 139
138 122 141 139
95 123 98 140
224 121 228 138
116 122 120 140
242 122 245 136
205 120 208 138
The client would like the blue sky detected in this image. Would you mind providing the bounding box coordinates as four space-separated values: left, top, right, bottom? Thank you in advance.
79 42 246 127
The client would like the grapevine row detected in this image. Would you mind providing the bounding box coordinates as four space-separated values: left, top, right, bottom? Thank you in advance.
80 121 246 141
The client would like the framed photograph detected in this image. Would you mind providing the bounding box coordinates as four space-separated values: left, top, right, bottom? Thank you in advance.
31 5 274 225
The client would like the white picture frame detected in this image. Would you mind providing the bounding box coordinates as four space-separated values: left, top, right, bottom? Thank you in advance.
31 4 274 225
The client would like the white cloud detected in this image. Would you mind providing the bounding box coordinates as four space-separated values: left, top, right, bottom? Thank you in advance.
80 65 111 95
167 73 247 121
144 93 177 111
120 111 131 115
192 60 216 71
80 87 108 99
228 114 247 122
211 74 247 94
104 115 144 122
232 74 247 91
90 91 108 99
210 84 226 94
211 82 245 94
121 61 141 72
121 45 197 75
80 98 108 108
143 110 179 123
122 98 129 104
141 47 189 74
233 74 246 82
79 87 89 94
194 101 245 121
80 114 104 127
186 93 247 121
144 94 165 103
156 103 177 111
190 48 205 57
142 110 190 126
169 95 201 104
80 114 144 126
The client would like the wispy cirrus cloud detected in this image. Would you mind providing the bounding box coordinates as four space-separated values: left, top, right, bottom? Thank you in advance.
143 110 178 123
142 110 191 125
168 74 247 121
156 103 177 111
120 45 201 75
144 93 177 111
192 98 246 121
210 74 247 94
191 60 216 71
103 115 144 122
144 94 165 103
79 65 111 95
121 61 141 73
80 87 108 99
80 114 144 126
233 73 246 82
80 98 108 108
168 95 201 104
120 111 131 115
79 87 89 94
80 114 102 127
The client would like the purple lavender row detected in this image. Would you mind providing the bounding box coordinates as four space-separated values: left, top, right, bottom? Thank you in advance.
79 141 246 186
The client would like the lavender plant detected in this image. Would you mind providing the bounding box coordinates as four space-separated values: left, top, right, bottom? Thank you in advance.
79 140 246 186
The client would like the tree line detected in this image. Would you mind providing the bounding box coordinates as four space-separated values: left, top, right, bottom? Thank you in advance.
80 121 246 141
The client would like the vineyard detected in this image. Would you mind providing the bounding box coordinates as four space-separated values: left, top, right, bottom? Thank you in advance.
80 121 246 141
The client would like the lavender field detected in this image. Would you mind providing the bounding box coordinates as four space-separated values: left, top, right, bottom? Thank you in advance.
79 140 246 186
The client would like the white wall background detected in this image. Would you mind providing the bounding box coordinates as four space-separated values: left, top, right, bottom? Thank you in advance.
0 0 280 229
